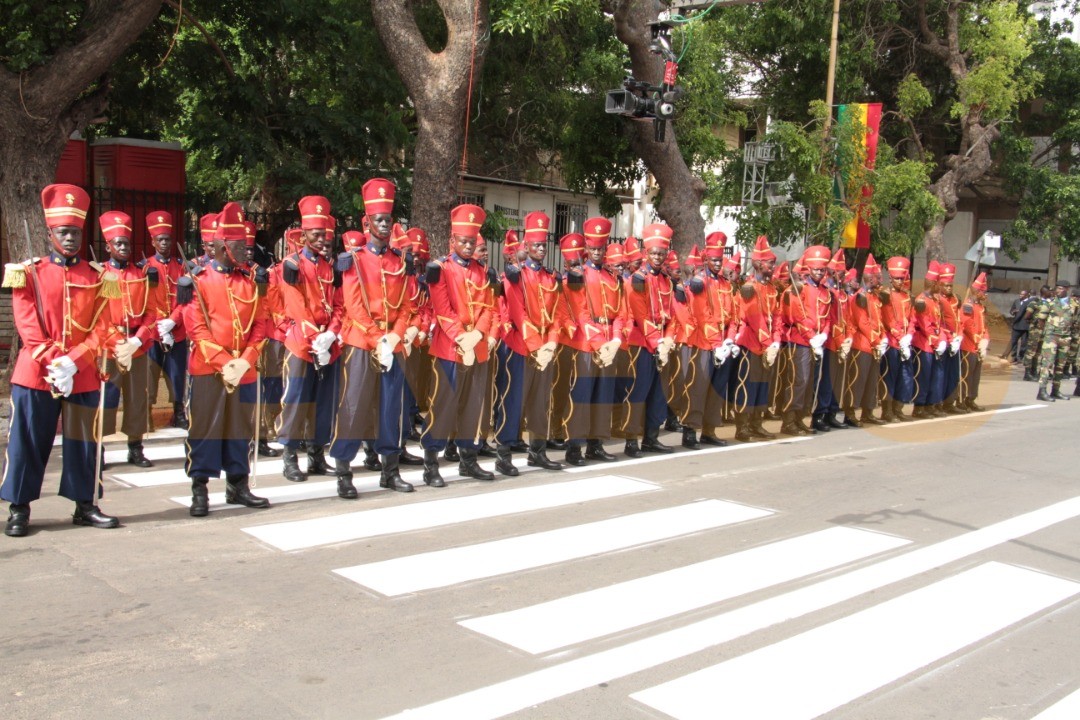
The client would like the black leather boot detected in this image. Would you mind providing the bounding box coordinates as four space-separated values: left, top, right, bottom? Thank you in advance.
363 443 383 471
258 439 282 457
126 441 154 468
965 398 985 412
861 409 885 425
510 439 529 453
495 444 520 475
749 412 777 439
734 414 755 443
379 453 414 493
664 413 683 432
780 412 806 436
564 444 587 467
399 445 424 466
842 408 862 428
545 438 568 451
72 501 120 528
527 440 563 469
423 449 446 487
811 414 831 433
892 400 913 422
642 427 675 453
1051 383 1069 400
1036 387 1053 402
459 448 495 480
282 447 307 482
443 443 460 462
880 402 895 423
1023 369 1035 382
795 414 814 434
681 428 701 449
190 477 209 517
1074 380 1080 397
825 411 847 429
307 447 331 475
170 402 189 429
335 458 358 499
477 439 499 458
4 504 30 537
225 475 270 508
699 433 727 447
585 439 617 461
624 439 643 458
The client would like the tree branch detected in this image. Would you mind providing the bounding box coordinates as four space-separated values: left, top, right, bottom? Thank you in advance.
162 0 235 78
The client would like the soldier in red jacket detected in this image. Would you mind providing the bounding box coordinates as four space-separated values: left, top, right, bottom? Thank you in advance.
276 196 344 481
879 256 916 422
1 184 118 536
420 204 498 485
561 218 625 465
492 212 564 474
144 211 190 430
912 261 949 417
957 272 991 411
97 211 158 467
179 202 270 516
937 262 964 413
681 232 737 448
624 224 679 456
329 179 417 497
844 254 887 426
255 228 300 459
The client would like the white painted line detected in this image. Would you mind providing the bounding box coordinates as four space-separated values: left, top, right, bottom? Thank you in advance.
376 494 1080 720
560 436 813 474
1032 686 1080 719
633 563 1079 720
104 443 188 465
461 526 910 654
879 403 1045 428
335 500 772 596
241 475 658 550
170 461 544 512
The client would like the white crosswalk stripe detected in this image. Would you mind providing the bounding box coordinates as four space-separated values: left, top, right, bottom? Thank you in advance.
242 475 658 551
366 494 1080 720
631 562 1079 720
459 526 910 654
334 499 773 596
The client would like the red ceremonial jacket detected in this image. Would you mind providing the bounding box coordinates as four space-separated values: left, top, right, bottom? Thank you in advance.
145 253 188 342
502 258 563 356
735 276 782 355
183 263 268 382
101 258 158 359
337 244 415 354
9 252 108 394
279 248 344 362
427 253 495 364
627 265 677 352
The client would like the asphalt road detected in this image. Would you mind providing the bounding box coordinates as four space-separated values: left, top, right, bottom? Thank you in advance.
1 368 1078 720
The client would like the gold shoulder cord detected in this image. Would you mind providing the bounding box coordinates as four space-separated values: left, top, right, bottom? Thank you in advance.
65 271 108 338
227 278 259 350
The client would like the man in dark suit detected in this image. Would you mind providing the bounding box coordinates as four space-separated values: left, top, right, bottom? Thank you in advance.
1001 289 1031 363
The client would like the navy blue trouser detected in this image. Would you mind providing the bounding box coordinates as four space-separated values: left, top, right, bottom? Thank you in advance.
147 339 188 404
277 352 339 449
625 346 668 438
913 350 945 406
733 351 770 412
880 347 914 404
185 375 257 479
1 385 100 505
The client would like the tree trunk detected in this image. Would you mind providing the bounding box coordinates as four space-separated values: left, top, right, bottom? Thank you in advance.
371 0 490 257
0 0 163 260
606 0 706 256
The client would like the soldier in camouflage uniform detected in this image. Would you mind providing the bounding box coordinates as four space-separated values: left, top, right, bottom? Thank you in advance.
1035 281 1075 401
1064 288 1080 385
1023 285 1052 381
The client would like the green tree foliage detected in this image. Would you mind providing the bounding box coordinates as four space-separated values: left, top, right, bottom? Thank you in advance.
1000 13 1080 263
102 0 411 218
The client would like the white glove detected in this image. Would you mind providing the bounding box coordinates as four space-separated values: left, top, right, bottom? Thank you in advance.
840 337 853 360
656 338 675 367
157 318 176 336
114 337 143 372
417 331 428 344
221 358 251 388
596 338 621 367
899 334 912 350
456 329 483 353
45 356 77 397
876 338 889 356
403 326 420 345
730 343 742 358
534 341 558 371
378 334 398 370
713 344 731 366
949 336 962 355
901 345 912 361
764 341 781 366
160 331 175 349
315 350 331 367
809 332 828 350
311 330 337 354
487 336 498 353
978 338 989 359
935 340 947 356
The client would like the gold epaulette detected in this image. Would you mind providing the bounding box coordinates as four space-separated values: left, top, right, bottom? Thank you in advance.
2 262 26 289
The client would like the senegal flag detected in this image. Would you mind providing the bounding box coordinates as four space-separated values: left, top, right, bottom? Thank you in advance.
836 102 881 249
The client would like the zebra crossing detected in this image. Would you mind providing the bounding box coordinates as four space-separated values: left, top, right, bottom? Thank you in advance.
228 467 1080 719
